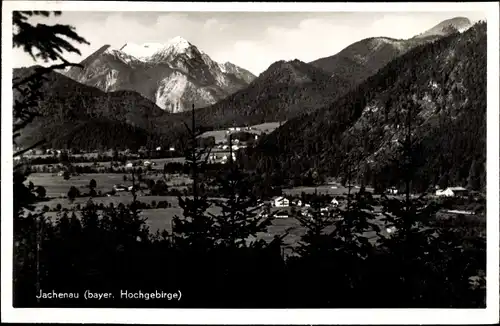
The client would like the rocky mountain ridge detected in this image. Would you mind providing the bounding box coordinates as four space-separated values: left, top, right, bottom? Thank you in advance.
63 36 256 113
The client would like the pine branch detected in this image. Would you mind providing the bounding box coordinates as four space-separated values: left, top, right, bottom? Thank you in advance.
13 11 89 64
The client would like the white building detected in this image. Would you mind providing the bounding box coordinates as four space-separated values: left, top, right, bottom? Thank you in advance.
113 184 127 192
331 198 339 206
436 187 468 197
386 187 398 195
273 196 290 207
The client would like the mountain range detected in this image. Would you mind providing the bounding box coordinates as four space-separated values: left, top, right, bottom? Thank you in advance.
63 36 256 113
309 17 472 88
246 20 486 192
168 17 474 129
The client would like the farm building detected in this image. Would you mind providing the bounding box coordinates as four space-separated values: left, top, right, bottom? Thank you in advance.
274 210 289 219
207 152 236 164
436 186 468 197
386 187 399 195
113 184 128 192
272 196 290 207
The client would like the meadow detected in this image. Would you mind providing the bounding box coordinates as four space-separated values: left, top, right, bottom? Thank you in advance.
198 121 283 143
31 156 186 169
27 172 391 255
27 173 191 198
26 173 394 254
282 184 374 196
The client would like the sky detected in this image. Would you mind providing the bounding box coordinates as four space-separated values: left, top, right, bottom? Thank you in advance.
13 11 487 75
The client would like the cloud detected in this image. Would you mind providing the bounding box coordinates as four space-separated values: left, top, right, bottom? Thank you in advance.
211 18 370 74
203 18 229 31
13 11 486 75
210 12 485 74
370 14 440 39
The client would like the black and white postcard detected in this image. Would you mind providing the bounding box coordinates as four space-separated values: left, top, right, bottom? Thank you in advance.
2 1 499 324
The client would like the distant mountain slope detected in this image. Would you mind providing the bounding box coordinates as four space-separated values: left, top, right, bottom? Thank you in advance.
14 67 175 150
249 22 486 192
178 59 352 128
413 17 472 39
174 17 474 131
310 17 472 88
63 36 256 113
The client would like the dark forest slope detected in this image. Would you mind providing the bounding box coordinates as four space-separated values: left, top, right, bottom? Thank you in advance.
178 59 352 128
14 67 176 151
247 22 486 192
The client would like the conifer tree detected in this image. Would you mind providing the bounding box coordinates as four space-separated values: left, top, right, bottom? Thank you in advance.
377 101 445 306
210 134 273 249
467 159 482 191
12 11 89 306
172 104 214 251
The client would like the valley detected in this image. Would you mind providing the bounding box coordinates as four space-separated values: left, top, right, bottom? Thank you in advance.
11 10 488 310
16 16 487 253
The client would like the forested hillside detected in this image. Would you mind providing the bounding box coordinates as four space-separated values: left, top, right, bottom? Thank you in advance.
310 36 440 89
177 59 352 128
13 67 179 150
246 22 487 192
310 17 471 89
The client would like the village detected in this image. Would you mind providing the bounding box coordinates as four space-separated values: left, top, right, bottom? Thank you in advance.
17 119 484 242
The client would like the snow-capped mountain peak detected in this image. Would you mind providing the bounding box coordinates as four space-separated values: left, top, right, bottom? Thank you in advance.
119 42 163 61
165 36 192 52
62 37 257 113
118 36 195 62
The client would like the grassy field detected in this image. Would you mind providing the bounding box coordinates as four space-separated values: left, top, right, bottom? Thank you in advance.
29 172 391 255
283 184 374 196
32 156 186 169
42 204 387 255
26 173 191 198
198 121 284 143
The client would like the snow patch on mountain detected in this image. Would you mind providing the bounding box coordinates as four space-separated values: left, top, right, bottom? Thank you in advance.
165 36 191 54
120 36 198 63
119 43 163 61
104 48 140 64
